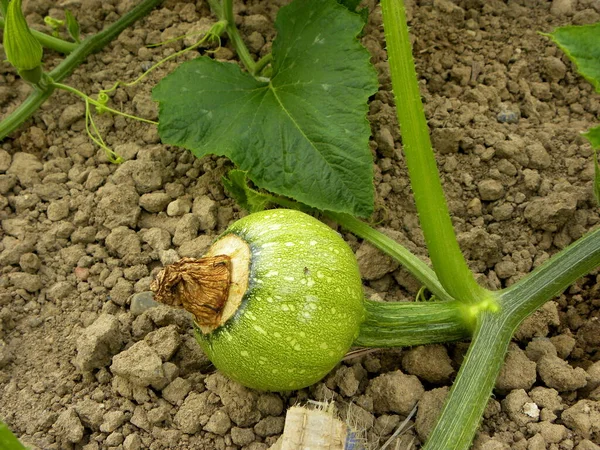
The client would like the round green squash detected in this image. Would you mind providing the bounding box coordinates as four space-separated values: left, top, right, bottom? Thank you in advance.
154 209 365 391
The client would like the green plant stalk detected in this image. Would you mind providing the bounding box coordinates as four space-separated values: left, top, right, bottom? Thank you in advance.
354 299 469 347
501 226 600 316
219 0 257 74
52 82 158 124
0 16 77 54
254 53 272 76
425 309 512 449
425 227 600 449
327 211 452 303
98 19 227 99
0 0 163 140
380 0 488 305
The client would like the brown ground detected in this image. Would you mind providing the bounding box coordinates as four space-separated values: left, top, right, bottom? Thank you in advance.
0 0 599 449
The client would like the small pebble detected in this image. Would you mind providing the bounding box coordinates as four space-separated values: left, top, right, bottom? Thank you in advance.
19 253 41 272
496 343 537 392
139 192 171 213
550 0 574 16
110 341 166 388
47 200 70 221
497 110 520 124
204 410 232 435
0 149 11 172
100 410 126 433
123 433 142 450
478 179 505 201
231 427 256 446
162 377 192 406
0 340 13 369
166 198 192 217
53 408 85 443
537 355 589 391
502 389 537 426
130 291 159 316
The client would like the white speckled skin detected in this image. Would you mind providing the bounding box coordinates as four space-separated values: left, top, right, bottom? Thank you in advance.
195 209 365 391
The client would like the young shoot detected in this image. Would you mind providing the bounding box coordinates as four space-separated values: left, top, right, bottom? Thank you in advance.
97 20 226 101
44 10 81 43
64 10 80 43
47 82 156 163
58 19 227 162
43 15 64 38
0 0 164 143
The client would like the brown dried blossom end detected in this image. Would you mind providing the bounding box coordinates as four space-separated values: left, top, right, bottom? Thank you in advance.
151 256 231 330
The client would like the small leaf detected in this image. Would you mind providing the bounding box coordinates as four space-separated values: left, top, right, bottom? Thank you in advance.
543 23 600 93
154 0 378 217
65 10 80 43
222 170 271 213
583 125 600 205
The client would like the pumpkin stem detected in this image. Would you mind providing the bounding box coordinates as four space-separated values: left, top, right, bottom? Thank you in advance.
151 256 232 330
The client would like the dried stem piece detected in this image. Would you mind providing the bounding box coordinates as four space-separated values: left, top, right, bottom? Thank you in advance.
151 256 231 329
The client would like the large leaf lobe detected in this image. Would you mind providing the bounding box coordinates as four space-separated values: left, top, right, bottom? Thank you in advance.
153 0 378 217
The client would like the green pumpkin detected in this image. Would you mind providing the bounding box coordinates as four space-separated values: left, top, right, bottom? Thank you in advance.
195 209 365 391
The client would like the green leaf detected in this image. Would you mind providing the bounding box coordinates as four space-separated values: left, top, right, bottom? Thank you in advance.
544 23 600 93
337 0 361 10
222 170 271 213
584 123 600 149
65 10 80 43
153 0 378 217
336 0 369 24
0 421 27 450
545 24 600 205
